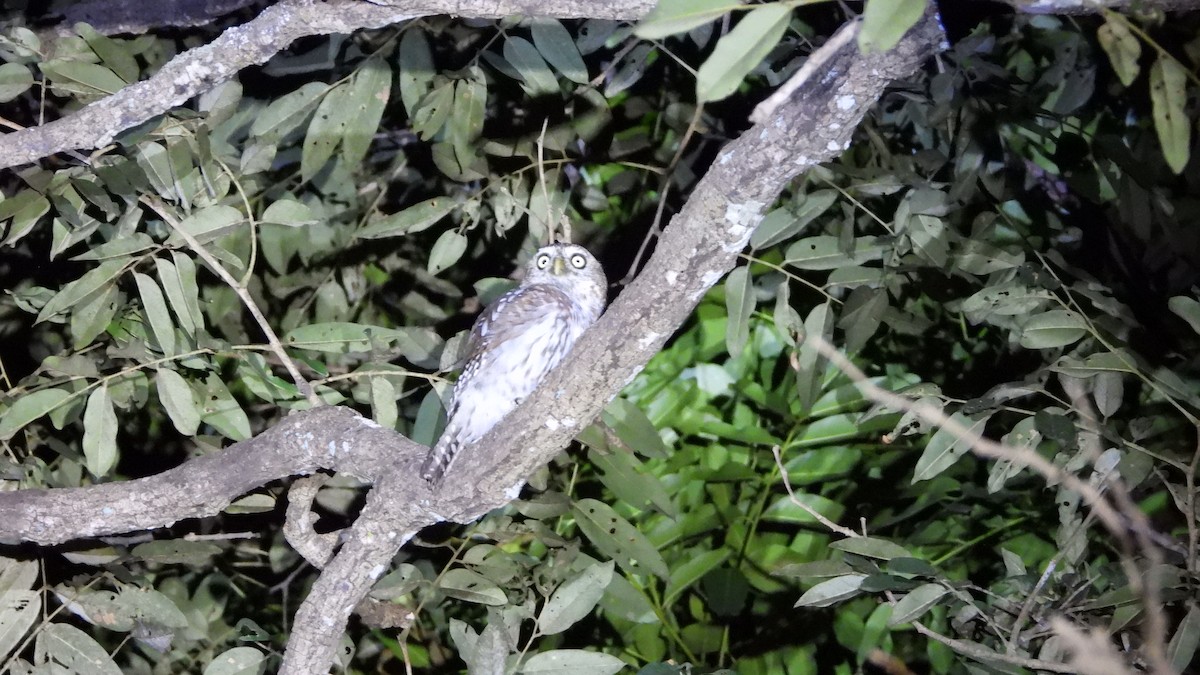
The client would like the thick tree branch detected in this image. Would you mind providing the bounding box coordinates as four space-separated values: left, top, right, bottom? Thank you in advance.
0 406 415 545
49 0 264 37
0 0 654 171
278 10 946 674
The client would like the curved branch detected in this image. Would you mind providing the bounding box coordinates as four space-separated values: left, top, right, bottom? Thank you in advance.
0 0 655 171
0 406 414 545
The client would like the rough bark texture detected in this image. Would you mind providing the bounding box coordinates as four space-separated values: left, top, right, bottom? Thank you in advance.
0 0 946 672
0 0 656 171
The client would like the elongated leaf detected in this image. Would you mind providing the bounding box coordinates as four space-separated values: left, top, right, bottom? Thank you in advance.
1019 310 1088 349
250 82 326 144
35 622 122 675
154 258 195 335
168 204 243 244
504 37 560 96
912 411 992 482
428 230 468 275
1097 18 1140 87
301 82 355 181
40 60 125 97
532 20 589 84
439 568 507 605
859 0 926 53
696 4 791 103
784 235 887 270
200 374 251 441
724 265 753 355
520 649 625 675
83 387 118 478
37 259 126 322
0 590 39 661
664 549 729 604
1150 55 1190 174
830 537 911 560
572 499 669 578
0 388 72 440
538 561 614 635
888 583 949 626
156 368 200 436
357 197 456 239
398 28 434 114
341 59 392 167
634 0 739 40
795 574 866 608
134 272 176 355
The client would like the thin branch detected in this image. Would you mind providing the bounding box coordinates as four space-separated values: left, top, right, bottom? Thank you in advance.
771 445 859 538
141 195 319 405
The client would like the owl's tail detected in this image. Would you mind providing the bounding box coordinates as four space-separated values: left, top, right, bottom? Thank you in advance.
420 435 459 484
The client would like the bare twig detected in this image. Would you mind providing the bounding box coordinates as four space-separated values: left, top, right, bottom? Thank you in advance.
770 445 859 538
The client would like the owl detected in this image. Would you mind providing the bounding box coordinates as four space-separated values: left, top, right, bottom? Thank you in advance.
420 243 608 483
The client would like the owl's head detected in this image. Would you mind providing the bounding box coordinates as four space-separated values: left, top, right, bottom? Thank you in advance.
524 243 607 292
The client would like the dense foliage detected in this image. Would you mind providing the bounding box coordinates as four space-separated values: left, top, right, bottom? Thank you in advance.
0 2 1198 674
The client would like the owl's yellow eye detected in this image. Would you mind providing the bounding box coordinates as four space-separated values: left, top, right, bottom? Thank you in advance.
535 254 551 269
569 254 587 269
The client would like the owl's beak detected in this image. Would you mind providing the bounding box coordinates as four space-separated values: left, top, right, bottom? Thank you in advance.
551 256 566 275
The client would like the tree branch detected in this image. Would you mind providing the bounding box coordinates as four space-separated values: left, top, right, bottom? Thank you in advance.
277 9 946 673
0 406 415 546
0 0 655 171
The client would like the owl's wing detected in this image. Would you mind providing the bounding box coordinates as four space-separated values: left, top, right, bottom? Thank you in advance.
462 284 572 361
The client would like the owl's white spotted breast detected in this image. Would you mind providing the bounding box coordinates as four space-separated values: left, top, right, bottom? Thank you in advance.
420 243 607 482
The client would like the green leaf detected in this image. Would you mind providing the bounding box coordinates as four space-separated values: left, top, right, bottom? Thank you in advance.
784 235 887 270
794 574 866 608
912 411 992 482
156 368 200 436
76 23 138 83
398 28 434 114
199 374 251 441
249 82 325 144
1168 603 1200 674
0 190 50 246
261 199 316 227
341 59 392 167
83 387 118 478
830 537 911 560
356 197 456 239
39 59 125 97
169 204 244 244
36 259 126 322
1150 55 1191 174
0 590 39 661
412 81 454 140
428 230 468 275
302 81 355 181
635 0 740 40
504 37 561 96
572 499 669 578
859 0 926 53
532 20 589 84
696 4 791 103
203 646 266 675
132 538 220 565
888 583 948 626
539 561 614 635
1018 310 1088 349
724 265 753 355
439 569 508 605
1097 18 1141 87
1168 296 1200 336
35 623 122 675
750 190 837 250
664 549 729 604
134 272 176 356
0 62 33 102
0 388 72 440
284 322 436 356
520 649 626 675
